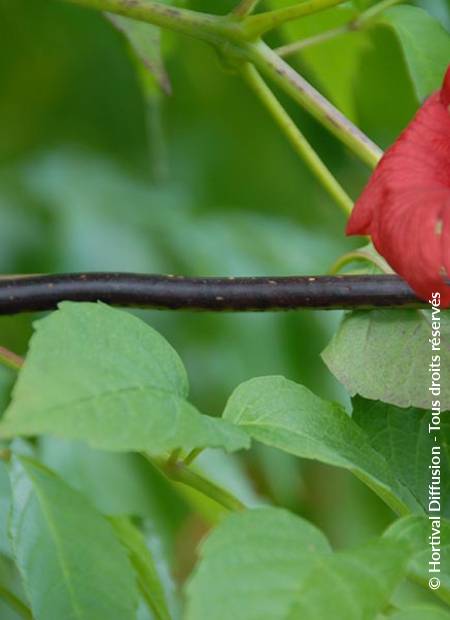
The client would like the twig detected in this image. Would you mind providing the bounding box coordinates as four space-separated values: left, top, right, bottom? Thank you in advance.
241 63 353 215
0 273 424 314
241 0 347 39
57 0 242 44
276 24 350 57
250 41 383 168
275 0 406 57
232 0 260 17
58 0 382 169
353 0 405 28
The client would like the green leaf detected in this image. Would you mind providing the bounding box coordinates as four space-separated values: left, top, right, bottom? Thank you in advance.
286 541 409 620
322 309 450 410
186 507 408 620
0 463 12 557
385 515 450 605
37 436 188 565
0 303 249 456
223 375 416 514
9 456 138 620
106 14 171 94
186 507 331 620
391 608 450 620
38 437 187 523
110 517 171 620
377 6 450 101
416 0 450 32
0 553 31 620
352 397 450 516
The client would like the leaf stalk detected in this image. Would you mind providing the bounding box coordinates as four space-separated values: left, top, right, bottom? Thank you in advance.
151 456 246 512
242 63 353 215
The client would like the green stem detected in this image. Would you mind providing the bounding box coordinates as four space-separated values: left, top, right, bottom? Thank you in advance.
242 63 353 215
110 517 172 620
232 0 260 17
57 0 381 169
167 448 182 467
0 585 32 620
329 252 369 275
277 0 405 56
241 0 347 39
329 248 391 274
353 0 405 27
58 0 242 44
183 447 204 465
150 456 245 512
249 40 383 168
276 23 350 57
0 346 24 371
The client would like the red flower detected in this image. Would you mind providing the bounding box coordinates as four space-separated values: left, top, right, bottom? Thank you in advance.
346 65 450 306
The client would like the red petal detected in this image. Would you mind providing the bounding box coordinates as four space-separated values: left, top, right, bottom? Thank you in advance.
347 65 450 306
441 64 450 107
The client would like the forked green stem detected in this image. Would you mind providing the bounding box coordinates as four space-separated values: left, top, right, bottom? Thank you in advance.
242 63 353 215
277 0 406 57
55 0 384 226
57 0 382 171
249 41 382 168
59 0 242 44
241 0 346 39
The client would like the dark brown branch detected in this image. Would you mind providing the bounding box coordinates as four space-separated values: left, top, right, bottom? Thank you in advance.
0 273 426 314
